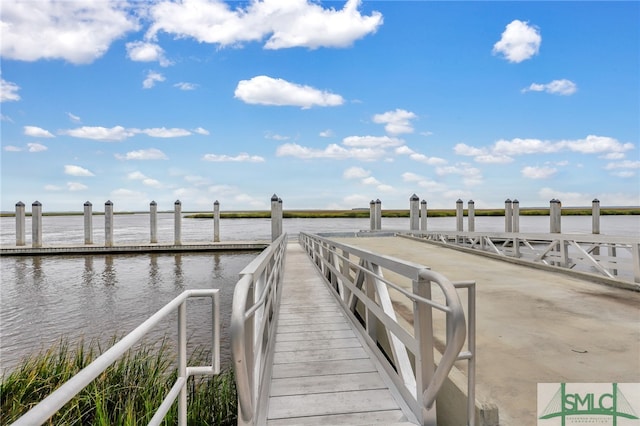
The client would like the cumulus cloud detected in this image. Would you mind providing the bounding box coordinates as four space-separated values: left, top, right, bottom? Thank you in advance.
4 145 22 152
62 126 135 141
343 166 370 179
115 148 168 160
193 127 210 135
146 0 382 50
64 165 94 177
27 143 48 152
174 82 198 90
234 75 343 108
436 164 483 186
143 71 165 89
521 165 557 179
202 153 265 162
126 41 172 67
128 171 163 188
319 129 334 138
276 142 385 161
493 20 541 63
395 145 447 165
67 182 88 191
342 135 403 148
522 79 577 95
24 125 54 138
111 188 146 198
139 127 191 138
1 0 138 64
1 77 20 102
372 109 417 135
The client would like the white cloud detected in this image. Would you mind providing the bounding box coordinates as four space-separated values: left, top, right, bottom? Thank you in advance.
395 145 447 165
143 71 165 89
265 132 290 141
27 143 47 152
174 82 198 90
67 182 88 191
126 41 172 67
146 0 382 50
522 79 577 95
475 154 513 164
24 125 54 138
1 0 138 64
436 164 483 186
319 129 334 138
115 148 168 160
44 184 62 191
372 109 417 135
276 142 385 161
202 153 265 162
342 135 403 148
493 138 559 155
111 188 146 198
64 165 94 177
62 126 135 141
140 127 191 138
604 160 640 170
193 127 210 135
4 145 22 152
558 135 633 154
521 165 557 179
234 75 343 108
377 184 394 192
402 172 423 182
361 176 381 185
343 167 370 179
1 77 20 102
538 188 598 206
127 171 163 188
67 112 81 123
492 20 541 63
454 143 485 156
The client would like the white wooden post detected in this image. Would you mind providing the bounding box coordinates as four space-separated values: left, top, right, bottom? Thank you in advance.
105 200 114 247
214 200 220 242
420 200 427 231
271 194 279 241
174 200 182 245
550 199 561 233
370 200 376 231
150 201 158 244
410 194 420 231
468 200 475 232
456 199 464 232
504 199 513 232
375 199 382 230
512 199 520 233
84 201 93 244
15 201 25 246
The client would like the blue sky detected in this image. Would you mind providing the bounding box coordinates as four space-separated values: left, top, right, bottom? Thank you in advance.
1 0 638 212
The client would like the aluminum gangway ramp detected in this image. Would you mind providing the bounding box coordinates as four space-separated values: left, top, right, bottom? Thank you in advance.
264 242 416 425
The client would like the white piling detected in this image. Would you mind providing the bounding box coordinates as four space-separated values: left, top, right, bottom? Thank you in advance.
504 199 513 232
150 201 158 244
468 200 475 232
375 199 382 230
410 194 420 231
31 201 42 248
105 200 114 247
271 194 279 241
214 200 220 242
592 198 600 234
512 199 520 233
174 200 182 245
15 201 25 246
278 198 283 238
370 200 376 231
456 199 464 232
550 199 562 233
84 201 93 244
420 200 427 231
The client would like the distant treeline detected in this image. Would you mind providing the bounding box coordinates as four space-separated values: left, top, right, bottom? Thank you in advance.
2 207 638 219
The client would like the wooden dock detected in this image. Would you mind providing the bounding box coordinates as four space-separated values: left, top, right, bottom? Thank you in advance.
264 243 416 425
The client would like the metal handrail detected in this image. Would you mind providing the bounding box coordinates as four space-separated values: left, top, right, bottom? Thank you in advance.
299 232 475 426
12 289 220 426
230 233 287 426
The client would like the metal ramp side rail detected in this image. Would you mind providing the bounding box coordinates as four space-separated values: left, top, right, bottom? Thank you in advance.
231 233 288 426
11 290 221 426
399 231 640 284
299 232 476 426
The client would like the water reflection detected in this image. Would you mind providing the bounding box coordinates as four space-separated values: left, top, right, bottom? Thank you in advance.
0 251 258 373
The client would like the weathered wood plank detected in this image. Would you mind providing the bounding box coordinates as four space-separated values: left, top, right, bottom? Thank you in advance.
267 389 401 419
276 322 351 334
271 358 377 379
274 337 361 352
275 329 355 342
273 346 369 364
270 372 387 396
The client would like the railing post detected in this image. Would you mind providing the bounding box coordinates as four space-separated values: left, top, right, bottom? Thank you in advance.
467 200 475 232
413 274 437 426
410 194 420 231
105 200 114 247
84 201 93 245
31 201 42 248
512 199 520 233
178 301 187 426
174 200 182 246
550 199 561 233
504 199 513 232
150 201 158 244
369 200 376 231
456 199 464 233
15 201 25 246
420 199 427 231
271 194 279 241
214 200 220 242
375 199 382 230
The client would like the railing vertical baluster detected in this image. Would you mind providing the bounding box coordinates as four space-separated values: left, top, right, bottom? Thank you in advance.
178 301 187 426
413 273 437 426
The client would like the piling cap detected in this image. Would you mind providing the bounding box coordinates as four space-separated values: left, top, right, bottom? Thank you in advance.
105 200 113 205
16 201 24 207
32 200 41 206
512 199 519 204
84 201 92 206
410 194 419 201
150 200 157 206
593 198 600 203
375 199 381 204
174 199 181 205
278 198 282 203
550 198 560 203
214 200 219 205
370 200 375 205
505 198 511 203
468 199 474 204
421 199 427 204
456 199 463 203
271 194 278 201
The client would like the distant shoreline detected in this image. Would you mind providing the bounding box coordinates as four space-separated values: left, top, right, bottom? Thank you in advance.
1 207 638 218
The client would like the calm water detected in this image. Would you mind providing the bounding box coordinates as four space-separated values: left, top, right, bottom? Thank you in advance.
1 214 638 373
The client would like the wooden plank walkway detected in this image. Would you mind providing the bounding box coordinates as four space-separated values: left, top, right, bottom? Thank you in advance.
265 242 417 425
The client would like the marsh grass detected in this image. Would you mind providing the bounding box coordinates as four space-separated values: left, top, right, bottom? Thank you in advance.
1 338 236 425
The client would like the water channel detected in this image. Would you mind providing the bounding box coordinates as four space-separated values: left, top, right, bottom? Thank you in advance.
1 214 638 373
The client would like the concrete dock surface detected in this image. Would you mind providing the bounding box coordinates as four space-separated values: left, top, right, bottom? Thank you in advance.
332 236 640 425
